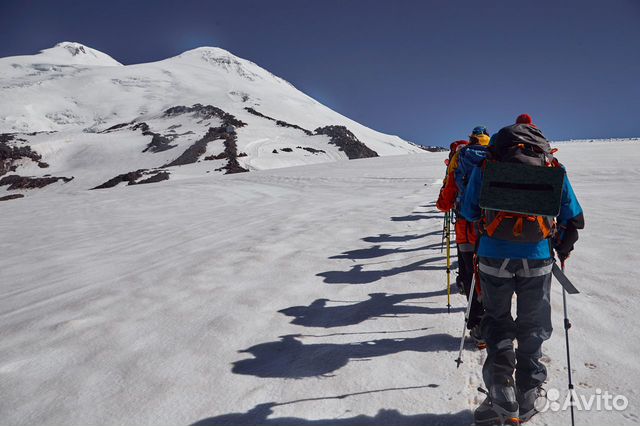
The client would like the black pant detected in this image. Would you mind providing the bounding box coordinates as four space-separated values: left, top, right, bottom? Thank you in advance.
478 257 553 392
458 249 484 329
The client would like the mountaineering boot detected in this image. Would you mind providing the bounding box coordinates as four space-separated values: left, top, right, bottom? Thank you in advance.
474 382 520 425
517 386 546 423
470 324 486 350
455 274 466 295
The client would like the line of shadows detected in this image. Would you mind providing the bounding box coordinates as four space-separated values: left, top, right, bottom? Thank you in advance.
362 230 442 243
330 242 443 260
192 404 471 426
296 326 433 338
317 256 447 285
390 214 443 222
231 333 459 379
279 290 463 328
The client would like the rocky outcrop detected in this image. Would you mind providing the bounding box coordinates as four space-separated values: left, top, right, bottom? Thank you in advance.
163 126 228 167
244 107 313 135
0 174 73 190
92 169 169 189
314 126 378 159
214 132 249 175
0 193 25 202
142 132 176 153
419 145 448 152
101 121 178 153
165 125 248 175
101 121 133 133
0 134 49 176
136 171 170 185
164 104 246 128
297 146 326 154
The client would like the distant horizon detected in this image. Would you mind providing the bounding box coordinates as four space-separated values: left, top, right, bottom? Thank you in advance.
1 0 639 146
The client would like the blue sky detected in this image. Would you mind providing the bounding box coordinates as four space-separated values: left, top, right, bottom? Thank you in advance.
1 0 639 146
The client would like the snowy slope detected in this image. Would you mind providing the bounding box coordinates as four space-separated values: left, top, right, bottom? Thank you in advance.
1 139 639 425
0 43 424 194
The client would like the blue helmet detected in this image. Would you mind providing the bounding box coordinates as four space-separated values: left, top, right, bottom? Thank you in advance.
471 126 488 136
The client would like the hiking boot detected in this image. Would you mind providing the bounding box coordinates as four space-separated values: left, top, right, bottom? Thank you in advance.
517 386 546 423
455 276 466 295
470 324 487 349
474 384 519 425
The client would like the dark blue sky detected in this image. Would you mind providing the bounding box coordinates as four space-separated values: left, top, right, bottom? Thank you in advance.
2 0 639 146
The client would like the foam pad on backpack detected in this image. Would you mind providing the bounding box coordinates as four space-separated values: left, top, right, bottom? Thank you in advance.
480 162 565 216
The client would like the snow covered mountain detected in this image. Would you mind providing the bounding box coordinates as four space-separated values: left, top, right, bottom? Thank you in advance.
0 42 424 195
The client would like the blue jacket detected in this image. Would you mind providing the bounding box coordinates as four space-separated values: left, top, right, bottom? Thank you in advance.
461 166 583 259
455 144 488 202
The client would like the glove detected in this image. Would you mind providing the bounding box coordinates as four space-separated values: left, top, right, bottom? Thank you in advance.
556 249 571 263
553 213 584 262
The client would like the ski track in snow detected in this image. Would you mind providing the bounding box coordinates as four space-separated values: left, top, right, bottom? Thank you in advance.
1 141 640 425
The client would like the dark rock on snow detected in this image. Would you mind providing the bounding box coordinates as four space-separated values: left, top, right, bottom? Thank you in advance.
314 126 378 159
92 169 170 189
0 174 74 190
164 104 247 128
244 107 313 135
1 134 49 176
0 193 25 201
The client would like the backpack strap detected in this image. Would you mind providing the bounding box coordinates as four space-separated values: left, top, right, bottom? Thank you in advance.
537 216 552 238
484 211 506 237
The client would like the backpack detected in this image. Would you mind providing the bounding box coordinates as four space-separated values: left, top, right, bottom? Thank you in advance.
479 124 566 243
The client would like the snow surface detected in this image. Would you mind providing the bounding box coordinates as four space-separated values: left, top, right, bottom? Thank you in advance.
1 140 639 425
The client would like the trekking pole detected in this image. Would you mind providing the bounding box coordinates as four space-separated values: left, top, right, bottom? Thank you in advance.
446 211 451 313
455 271 477 367
440 212 447 253
561 260 576 426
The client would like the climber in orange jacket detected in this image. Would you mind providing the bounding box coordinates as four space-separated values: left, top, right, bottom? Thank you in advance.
436 128 489 344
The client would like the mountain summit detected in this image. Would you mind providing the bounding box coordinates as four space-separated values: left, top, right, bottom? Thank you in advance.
0 42 424 195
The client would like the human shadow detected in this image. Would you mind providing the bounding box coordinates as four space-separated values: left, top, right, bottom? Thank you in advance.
231 333 459 378
361 230 442 243
317 256 447 285
391 214 443 222
191 402 472 425
330 243 443 260
278 290 463 328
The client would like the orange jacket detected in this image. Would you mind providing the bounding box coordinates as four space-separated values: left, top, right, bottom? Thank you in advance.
437 169 458 212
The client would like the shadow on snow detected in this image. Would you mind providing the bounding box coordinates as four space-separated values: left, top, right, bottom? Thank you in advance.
317 256 447 285
278 290 463 328
191 402 472 426
231 333 459 378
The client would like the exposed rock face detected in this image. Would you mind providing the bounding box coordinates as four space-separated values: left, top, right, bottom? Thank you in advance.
0 174 73 190
297 146 326 154
314 126 378 159
101 122 132 133
92 169 169 189
244 107 313 135
92 170 145 189
0 134 49 176
281 147 293 152
0 193 25 201
419 145 448 152
136 171 170 185
163 126 227 167
215 132 249 175
142 132 176 153
164 125 248 175
164 104 247 128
